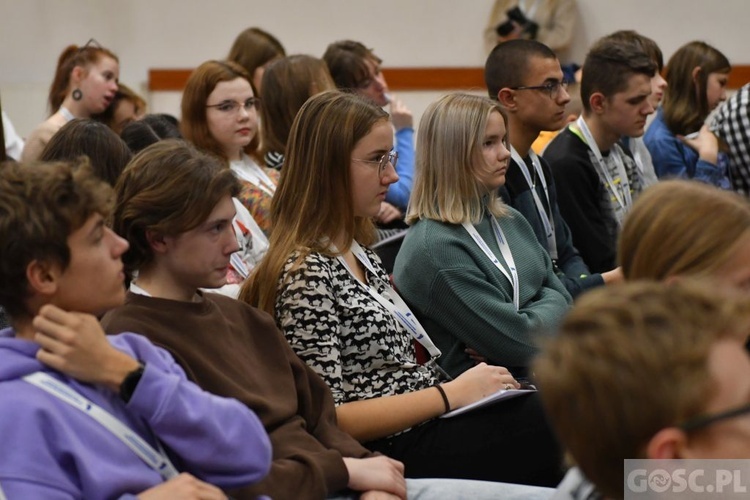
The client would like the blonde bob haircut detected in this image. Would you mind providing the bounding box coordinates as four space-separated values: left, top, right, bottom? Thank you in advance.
619 180 750 281
240 90 389 315
406 93 508 225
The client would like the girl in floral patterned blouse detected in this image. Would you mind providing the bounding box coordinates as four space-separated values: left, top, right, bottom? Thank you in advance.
181 60 278 236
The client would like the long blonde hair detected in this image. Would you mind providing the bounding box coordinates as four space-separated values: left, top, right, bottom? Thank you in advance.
240 91 388 315
406 93 508 225
619 180 750 280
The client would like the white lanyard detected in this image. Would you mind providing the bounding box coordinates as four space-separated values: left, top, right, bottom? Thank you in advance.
462 216 520 311
0 482 6 500
231 155 276 197
575 117 632 220
23 372 179 480
509 147 558 259
518 0 541 19
337 241 452 380
59 106 76 122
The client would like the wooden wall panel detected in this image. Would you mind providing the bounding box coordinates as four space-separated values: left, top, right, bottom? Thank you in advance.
149 66 750 92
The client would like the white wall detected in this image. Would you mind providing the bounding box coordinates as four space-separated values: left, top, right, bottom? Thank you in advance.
2 0 748 137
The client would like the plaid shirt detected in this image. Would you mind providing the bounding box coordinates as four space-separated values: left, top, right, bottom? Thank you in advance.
711 84 750 196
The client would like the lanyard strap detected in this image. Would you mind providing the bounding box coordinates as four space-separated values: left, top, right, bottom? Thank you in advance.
509 147 558 259
462 216 520 311
0 482 6 500
337 242 452 380
59 106 76 122
575 117 632 221
232 156 276 197
23 372 179 480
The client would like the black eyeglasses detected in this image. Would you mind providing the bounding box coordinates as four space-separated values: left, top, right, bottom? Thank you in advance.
353 150 398 179
206 97 261 114
679 402 750 432
509 80 569 99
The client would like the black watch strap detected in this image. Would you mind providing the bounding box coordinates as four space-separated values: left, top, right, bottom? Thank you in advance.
119 362 145 403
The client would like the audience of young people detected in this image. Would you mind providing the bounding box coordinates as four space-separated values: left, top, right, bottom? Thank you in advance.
0 158 272 498
485 39 622 298
5 23 750 500
103 139 555 500
242 90 564 488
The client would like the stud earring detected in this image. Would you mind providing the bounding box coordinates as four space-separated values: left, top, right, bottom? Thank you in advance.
72 88 83 101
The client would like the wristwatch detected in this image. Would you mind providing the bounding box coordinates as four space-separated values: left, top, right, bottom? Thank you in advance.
119 362 145 403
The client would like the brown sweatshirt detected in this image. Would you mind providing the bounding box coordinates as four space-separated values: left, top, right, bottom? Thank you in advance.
102 291 373 500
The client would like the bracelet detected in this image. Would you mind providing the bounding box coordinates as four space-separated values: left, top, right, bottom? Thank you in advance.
434 384 451 414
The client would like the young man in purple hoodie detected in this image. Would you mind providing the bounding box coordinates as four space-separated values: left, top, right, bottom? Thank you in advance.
0 158 271 499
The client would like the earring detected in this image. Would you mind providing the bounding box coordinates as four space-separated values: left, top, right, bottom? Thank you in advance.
72 88 83 101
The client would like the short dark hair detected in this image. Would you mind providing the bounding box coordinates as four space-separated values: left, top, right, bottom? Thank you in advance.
0 158 113 319
602 30 664 71
580 38 656 113
40 118 132 186
485 39 558 99
120 114 182 155
112 140 241 279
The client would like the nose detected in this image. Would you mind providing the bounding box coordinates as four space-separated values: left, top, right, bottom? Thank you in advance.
382 161 399 185
643 99 655 116
499 142 511 162
107 228 130 257
225 224 241 255
557 85 572 105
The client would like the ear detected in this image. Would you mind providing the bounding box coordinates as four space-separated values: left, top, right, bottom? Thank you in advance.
691 66 702 84
646 427 688 459
589 92 607 114
26 259 60 298
497 88 517 110
71 65 86 85
146 230 169 254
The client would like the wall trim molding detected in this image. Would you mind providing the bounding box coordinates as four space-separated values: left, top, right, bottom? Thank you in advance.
148 65 750 92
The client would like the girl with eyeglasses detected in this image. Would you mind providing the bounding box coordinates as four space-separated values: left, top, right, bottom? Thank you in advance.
241 91 563 488
181 60 272 295
23 40 119 162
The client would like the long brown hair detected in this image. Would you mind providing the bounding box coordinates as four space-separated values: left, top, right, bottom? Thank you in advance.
663 41 730 136
260 55 336 157
227 27 286 88
180 60 260 162
240 91 388 314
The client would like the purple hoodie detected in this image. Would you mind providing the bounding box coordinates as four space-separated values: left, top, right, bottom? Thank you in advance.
0 328 271 499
